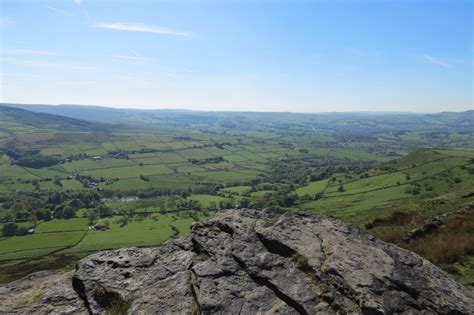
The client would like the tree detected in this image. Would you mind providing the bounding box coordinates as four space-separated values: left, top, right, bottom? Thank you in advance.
251 198 266 210
1 210 15 222
97 204 113 217
63 206 76 219
280 193 297 207
3 223 18 237
70 198 85 209
159 203 166 214
219 200 233 210
30 214 38 227
338 185 345 192
54 176 62 187
16 226 29 236
86 209 98 225
239 198 251 208
208 201 217 212
103 220 111 229
36 208 52 221
195 201 202 211
54 205 64 219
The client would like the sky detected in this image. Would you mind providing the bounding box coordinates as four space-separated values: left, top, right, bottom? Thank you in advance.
0 0 472 113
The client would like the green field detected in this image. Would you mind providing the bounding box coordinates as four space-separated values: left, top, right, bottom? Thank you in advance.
297 149 474 226
0 104 473 286
295 179 329 197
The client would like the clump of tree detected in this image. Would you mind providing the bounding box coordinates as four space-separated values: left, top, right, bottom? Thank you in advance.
139 174 150 182
2 222 31 237
0 190 102 223
6 149 60 169
177 199 202 211
188 156 224 165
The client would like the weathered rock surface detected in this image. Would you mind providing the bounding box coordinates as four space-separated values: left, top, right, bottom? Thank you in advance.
0 270 87 314
2 209 473 314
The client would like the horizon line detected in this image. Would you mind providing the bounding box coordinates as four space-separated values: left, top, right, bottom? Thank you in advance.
0 102 471 115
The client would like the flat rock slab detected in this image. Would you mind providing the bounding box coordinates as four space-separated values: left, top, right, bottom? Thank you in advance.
3 209 474 314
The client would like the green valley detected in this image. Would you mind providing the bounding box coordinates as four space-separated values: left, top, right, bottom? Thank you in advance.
0 104 473 287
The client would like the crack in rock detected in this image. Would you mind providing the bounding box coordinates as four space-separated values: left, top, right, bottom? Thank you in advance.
231 254 309 315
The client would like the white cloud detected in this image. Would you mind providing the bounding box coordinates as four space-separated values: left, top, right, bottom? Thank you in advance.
90 22 191 36
422 54 451 68
74 0 83 4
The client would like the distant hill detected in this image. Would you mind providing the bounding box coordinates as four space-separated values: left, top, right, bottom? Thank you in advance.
0 103 130 125
2 103 473 133
0 105 112 134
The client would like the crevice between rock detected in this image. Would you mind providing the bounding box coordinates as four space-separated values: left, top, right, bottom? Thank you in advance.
71 276 93 315
255 232 297 258
189 267 202 315
231 254 308 315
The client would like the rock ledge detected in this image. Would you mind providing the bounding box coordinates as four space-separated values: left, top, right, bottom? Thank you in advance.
3 209 473 314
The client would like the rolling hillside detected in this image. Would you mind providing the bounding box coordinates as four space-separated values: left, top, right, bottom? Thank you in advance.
0 105 472 287
3 103 473 132
0 105 111 138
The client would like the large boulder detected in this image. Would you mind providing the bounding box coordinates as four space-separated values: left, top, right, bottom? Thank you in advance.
2 209 473 314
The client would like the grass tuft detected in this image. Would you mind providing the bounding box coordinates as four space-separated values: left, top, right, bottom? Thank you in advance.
403 209 474 265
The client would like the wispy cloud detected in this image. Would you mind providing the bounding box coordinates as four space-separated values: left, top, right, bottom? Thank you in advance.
90 22 192 36
45 5 72 16
1 49 58 56
73 0 90 20
422 54 451 68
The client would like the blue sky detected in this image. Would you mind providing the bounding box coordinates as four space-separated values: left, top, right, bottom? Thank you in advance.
0 0 472 112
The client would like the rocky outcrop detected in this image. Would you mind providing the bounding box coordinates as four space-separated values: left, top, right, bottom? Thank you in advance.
402 217 444 243
0 270 87 314
2 209 474 314
402 203 474 243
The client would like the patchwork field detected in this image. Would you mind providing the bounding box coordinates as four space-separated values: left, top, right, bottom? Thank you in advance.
0 105 473 286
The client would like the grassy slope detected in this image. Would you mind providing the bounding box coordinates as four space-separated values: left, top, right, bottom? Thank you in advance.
294 148 474 287
297 149 474 225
